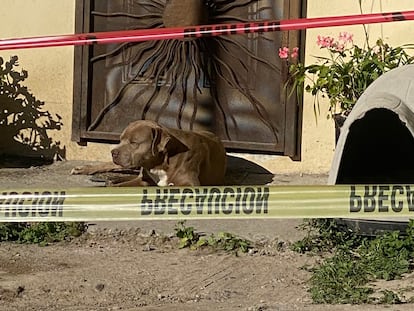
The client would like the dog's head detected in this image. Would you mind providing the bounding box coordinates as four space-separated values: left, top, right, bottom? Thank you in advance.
111 120 188 169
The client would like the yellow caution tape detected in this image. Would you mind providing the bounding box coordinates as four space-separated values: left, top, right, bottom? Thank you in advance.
0 185 414 222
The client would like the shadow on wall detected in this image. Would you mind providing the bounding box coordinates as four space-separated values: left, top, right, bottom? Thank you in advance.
0 56 65 168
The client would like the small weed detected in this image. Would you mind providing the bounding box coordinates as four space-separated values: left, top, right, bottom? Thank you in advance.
295 219 414 304
309 249 374 304
174 221 202 249
359 231 411 281
174 221 251 253
207 231 252 253
379 290 402 304
291 219 362 254
0 222 87 245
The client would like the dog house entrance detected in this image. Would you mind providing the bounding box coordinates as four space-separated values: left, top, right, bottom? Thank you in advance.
336 108 414 184
72 0 306 158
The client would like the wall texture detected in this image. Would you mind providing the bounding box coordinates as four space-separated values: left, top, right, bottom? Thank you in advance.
0 0 413 173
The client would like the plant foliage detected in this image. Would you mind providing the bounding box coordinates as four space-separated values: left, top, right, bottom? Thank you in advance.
174 220 252 254
281 29 414 120
295 219 414 304
286 36 414 118
0 222 87 245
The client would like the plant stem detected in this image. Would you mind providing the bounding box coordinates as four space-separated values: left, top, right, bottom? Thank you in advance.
358 0 370 47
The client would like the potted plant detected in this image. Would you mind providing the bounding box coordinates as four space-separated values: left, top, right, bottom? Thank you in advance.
280 32 414 138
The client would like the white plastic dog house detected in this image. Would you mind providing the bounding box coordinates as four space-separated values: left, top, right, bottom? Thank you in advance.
329 64 414 185
328 65 414 233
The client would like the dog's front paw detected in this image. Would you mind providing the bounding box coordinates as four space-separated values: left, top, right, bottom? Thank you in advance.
70 165 95 175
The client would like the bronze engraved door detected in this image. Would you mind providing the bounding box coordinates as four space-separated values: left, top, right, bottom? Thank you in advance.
72 0 306 158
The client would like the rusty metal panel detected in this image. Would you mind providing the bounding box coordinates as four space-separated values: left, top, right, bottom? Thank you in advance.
72 0 306 156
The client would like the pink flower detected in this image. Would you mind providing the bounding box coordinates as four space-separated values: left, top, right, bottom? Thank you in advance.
334 43 345 52
278 47 289 59
372 45 381 55
291 47 299 59
316 35 324 47
317 35 335 48
338 32 354 43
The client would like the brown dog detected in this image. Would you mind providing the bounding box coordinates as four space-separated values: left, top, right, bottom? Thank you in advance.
71 120 227 186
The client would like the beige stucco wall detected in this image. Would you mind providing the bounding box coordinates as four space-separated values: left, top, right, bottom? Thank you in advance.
0 0 115 163
1 0 413 174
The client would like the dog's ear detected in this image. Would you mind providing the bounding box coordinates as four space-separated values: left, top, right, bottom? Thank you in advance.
151 127 162 156
153 128 188 156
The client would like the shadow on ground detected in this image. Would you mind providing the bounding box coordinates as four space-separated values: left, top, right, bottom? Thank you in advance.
225 155 274 185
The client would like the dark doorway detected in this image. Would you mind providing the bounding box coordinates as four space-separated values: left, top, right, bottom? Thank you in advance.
336 108 414 184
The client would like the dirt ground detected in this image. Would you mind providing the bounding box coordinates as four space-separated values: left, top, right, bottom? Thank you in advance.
0 159 414 311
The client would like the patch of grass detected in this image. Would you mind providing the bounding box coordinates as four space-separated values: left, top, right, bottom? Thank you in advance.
379 290 402 304
291 219 362 254
174 220 252 254
295 219 414 304
0 222 87 245
309 249 374 304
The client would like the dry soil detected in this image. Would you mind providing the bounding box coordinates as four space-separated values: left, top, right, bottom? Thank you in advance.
0 160 413 311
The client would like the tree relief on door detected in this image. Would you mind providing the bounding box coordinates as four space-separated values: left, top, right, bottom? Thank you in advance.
88 0 283 143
